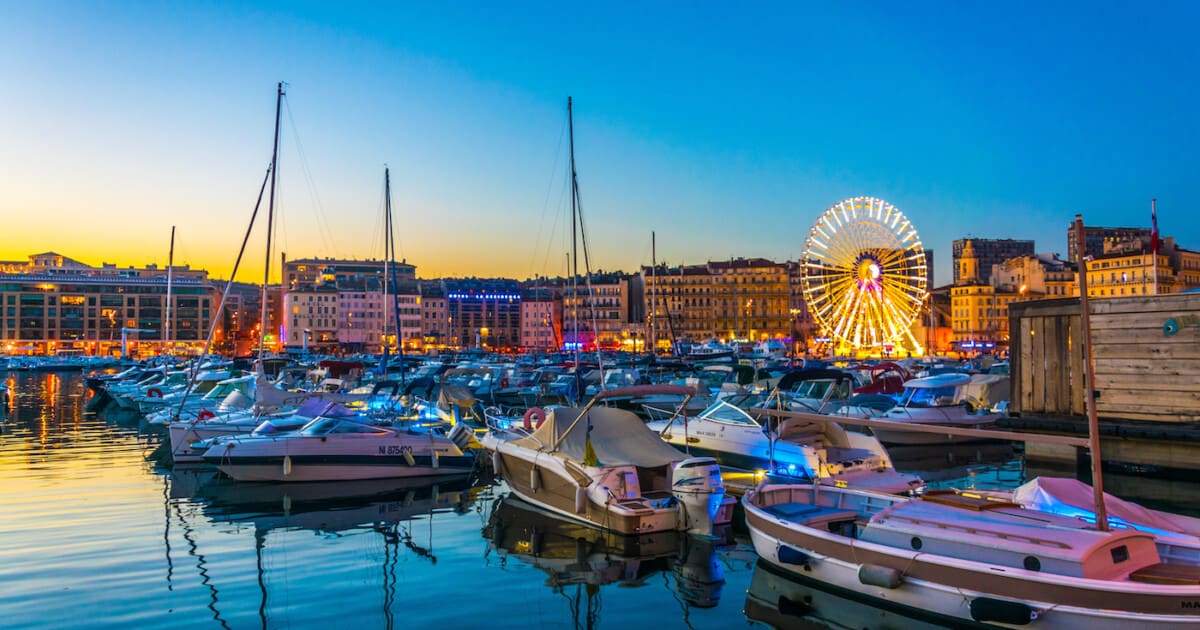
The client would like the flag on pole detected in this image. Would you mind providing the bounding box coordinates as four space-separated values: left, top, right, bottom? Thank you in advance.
1151 198 1160 257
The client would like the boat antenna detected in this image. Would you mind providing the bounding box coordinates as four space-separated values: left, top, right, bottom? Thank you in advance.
259 81 284 360
1073 214 1109 531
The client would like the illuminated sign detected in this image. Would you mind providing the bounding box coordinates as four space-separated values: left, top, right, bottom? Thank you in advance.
446 293 520 300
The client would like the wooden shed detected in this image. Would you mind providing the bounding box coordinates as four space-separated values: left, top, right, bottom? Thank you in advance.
1009 293 1200 423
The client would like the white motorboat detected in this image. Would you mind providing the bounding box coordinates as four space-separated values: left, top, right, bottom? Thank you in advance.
202 415 475 482
165 395 333 463
744 483 1200 629
646 392 922 495
481 385 734 537
867 373 1008 445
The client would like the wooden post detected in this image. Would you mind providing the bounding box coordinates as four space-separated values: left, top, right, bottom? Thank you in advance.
1074 214 1109 531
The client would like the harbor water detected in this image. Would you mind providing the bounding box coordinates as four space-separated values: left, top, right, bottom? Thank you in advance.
1 371 1196 629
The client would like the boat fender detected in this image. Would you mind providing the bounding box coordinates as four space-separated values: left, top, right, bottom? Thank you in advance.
492 451 504 475
523 407 546 431
148 388 163 398
969 597 1036 625
530 466 541 492
501 377 510 388
776 595 812 617
432 450 439 469
283 455 292 477
197 409 216 421
403 449 416 466
858 563 903 589
575 486 588 514
777 545 812 569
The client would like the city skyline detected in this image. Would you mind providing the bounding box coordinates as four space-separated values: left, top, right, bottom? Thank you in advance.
3 3 1197 286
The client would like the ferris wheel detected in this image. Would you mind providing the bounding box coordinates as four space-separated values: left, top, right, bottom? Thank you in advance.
802 196 928 351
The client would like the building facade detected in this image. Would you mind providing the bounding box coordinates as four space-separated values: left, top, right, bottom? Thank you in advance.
519 286 562 353
562 273 632 351
1066 224 1151 264
0 252 214 357
645 258 794 346
952 238 1035 285
440 279 523 350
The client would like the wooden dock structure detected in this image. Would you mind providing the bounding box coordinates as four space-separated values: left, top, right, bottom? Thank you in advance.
1007 293 1200 471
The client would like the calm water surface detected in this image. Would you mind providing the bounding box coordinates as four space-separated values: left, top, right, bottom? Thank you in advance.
1 371 1194 629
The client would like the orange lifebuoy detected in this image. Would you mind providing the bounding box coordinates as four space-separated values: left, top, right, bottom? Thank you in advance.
147 388 163 398
500 377 510 388
523 406 546 431
197 409 216 421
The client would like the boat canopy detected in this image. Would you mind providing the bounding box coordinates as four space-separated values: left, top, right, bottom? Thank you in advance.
776 368 853 392
904 373 970 389
514 406 684 468
438 384 476 408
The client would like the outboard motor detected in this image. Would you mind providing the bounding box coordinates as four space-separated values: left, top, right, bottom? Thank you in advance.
671 457 726 536
447 422 475 450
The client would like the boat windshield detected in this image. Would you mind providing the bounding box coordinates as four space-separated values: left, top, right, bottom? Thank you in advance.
700 398 762 427
299 418 388 436
901 385 958 408
792 379 849 400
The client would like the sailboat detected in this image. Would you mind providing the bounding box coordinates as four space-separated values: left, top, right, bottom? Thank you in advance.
483 99 732 536
742 215 1200 628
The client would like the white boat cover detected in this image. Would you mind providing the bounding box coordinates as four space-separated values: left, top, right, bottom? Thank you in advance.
1014 477 1200 538
513 406 683 468
960 374 1010 409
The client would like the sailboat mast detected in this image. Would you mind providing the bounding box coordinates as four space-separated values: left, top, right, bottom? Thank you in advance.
568 96 579 363
165 225 175 356
383 167 392 361
650 231 657 354
385 167 406 385
1073 214 1109 531
260 82 284 359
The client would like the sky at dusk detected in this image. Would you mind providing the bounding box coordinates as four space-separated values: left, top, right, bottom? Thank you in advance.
2 2 1198 286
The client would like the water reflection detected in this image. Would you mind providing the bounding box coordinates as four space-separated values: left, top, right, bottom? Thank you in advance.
483 494 734 628
164 470 484 630
889 440 1024 485
743 560 950 629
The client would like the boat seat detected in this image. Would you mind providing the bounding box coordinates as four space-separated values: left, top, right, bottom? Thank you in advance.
823 447 875 463
764 502 859 526
1130 563 1200 585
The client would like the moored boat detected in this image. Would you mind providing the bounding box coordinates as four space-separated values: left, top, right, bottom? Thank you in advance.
202 415 475 482
744 483 1200 628
481 384 734 536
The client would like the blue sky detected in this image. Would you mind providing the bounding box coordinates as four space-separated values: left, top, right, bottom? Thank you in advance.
2 2 1197 285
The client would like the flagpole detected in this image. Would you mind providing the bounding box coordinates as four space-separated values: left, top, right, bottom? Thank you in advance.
1151 198 1159 295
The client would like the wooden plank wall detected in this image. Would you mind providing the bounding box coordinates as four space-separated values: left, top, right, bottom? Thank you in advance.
1011 293 1200 423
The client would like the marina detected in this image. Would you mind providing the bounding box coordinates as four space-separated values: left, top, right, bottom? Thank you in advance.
2 367 1198 628
6 5 1200 628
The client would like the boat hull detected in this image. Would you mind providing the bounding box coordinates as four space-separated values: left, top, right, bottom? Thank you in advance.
491 448 682 535
207 453 475 482
745 491 1200 628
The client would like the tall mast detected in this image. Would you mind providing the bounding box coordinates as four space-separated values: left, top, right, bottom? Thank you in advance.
385 166 406 385
165 225 175 356
260 82 283 359
650 231 657 354
1073 214 1109 531
568 96 579 365
382 167 391 367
